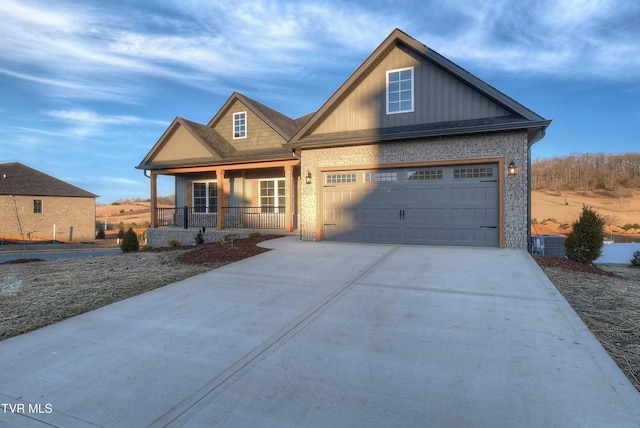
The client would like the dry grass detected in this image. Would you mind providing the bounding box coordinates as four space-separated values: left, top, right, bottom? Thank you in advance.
0 236 277 341
0 250 219 340
537 261 640 392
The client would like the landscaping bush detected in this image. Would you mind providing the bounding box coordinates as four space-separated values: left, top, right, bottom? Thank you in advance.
96 229 106 239
195 227 205 245
168 239 180 248
631 251 640 267
120 228 139 253
564 205 605 264
248 231 262 238
117 229 125 239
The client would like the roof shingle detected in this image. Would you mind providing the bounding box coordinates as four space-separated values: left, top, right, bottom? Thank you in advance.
0 163 98 198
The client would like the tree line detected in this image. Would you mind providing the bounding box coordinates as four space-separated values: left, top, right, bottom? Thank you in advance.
532 153 640 190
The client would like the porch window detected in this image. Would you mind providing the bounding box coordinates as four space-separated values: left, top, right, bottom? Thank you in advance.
260 179 285 213
193 181 217 213
33 199 42 214
233 112 246 139
386 67 413 114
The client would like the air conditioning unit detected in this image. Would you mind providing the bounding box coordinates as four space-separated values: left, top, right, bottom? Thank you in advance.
532 234 566 257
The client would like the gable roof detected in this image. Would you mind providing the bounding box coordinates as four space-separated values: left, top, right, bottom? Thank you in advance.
208 92 301 140
286 28 550 149
137 93 305 170
0 162 97 198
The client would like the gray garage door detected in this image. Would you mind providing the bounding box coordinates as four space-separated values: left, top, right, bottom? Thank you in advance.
323 164 499 246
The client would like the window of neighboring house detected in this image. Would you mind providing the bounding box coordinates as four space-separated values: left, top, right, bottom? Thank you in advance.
233 112 247 139
192 181 217 213
386 67 414 114
33 199 42 214
260 179 285 213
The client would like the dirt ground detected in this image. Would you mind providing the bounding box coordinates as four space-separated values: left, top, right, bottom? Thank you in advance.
1 236 639 393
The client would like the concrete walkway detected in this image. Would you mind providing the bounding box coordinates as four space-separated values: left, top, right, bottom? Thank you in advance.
1 237 639 427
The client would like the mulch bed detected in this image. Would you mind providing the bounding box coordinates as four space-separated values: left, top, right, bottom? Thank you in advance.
533 255 621 277
3 258 46 264
175 235 281 264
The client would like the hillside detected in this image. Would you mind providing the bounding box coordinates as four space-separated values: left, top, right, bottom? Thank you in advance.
96 202 167 239
531 189 640 242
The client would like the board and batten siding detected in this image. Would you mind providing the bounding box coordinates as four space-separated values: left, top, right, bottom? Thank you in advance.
213 100 287 151
311 45 512 135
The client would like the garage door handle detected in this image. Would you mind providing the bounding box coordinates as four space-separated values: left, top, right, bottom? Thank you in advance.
480 226 497 229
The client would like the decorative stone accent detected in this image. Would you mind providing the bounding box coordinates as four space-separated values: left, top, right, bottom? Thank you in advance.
146 228 254 248
300 131 530 249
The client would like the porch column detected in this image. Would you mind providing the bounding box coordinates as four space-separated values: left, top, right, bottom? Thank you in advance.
284 164 293 232
216 168 225 230
150 171 157 228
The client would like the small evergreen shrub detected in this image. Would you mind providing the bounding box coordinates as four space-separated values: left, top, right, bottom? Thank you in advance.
564 205 605 264
168 239 180 248
631 251 640 267
117 229 125 239
195 227 206 245
248 231 262 238
96 229 106 239
120 228 139 253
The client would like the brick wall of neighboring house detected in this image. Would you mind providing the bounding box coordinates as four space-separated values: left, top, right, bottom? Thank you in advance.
300 131 530 249
0 195 96 243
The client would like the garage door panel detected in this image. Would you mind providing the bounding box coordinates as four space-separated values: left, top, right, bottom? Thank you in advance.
323 164 499 246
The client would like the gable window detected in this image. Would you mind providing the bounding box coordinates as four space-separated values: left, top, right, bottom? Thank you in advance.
386 67 414 114
192 181 217 213
233 112 247 139
260 179 285 213
33 199 42 214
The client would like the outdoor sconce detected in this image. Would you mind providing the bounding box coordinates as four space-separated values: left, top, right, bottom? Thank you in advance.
507 161 518 176
305 171 312 184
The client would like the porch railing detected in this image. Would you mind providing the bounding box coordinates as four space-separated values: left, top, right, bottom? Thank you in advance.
223 207 285 230
154 206 286 230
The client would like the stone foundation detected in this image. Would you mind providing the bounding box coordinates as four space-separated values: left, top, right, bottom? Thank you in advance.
146 228 255 248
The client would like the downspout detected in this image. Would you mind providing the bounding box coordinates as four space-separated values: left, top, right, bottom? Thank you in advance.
527 128 546 253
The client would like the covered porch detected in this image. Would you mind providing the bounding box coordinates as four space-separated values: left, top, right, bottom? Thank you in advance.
147 158 301 239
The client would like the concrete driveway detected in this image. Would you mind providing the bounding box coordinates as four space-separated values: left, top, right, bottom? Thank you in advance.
1 237 639 427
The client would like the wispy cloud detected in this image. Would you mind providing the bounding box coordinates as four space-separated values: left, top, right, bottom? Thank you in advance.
420 0 640 80
45 110 166 126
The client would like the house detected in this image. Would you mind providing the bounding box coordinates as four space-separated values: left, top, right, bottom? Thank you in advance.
137 29 550 249
0 162 98 243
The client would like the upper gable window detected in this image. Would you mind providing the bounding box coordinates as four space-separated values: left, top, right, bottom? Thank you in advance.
386 67 414 114
233 112 246 139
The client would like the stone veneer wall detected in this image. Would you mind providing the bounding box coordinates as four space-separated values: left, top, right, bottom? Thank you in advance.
300 131 529 249
146 228 254 248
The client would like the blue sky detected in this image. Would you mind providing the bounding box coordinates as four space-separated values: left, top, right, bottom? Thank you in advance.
1 0 639 203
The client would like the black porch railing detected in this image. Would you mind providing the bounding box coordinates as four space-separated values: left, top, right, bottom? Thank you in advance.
154 206 286 230
223 207 285 230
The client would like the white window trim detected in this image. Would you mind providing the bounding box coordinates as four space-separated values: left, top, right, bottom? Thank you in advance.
259 178 286 213
192 180 217 213
386 67 414 115
233 111 247 139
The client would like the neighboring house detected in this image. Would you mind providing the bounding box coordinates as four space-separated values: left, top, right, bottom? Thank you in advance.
0 162 98 243
137 29 550 249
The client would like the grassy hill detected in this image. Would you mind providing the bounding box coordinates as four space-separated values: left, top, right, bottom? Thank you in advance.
531 189 640 242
